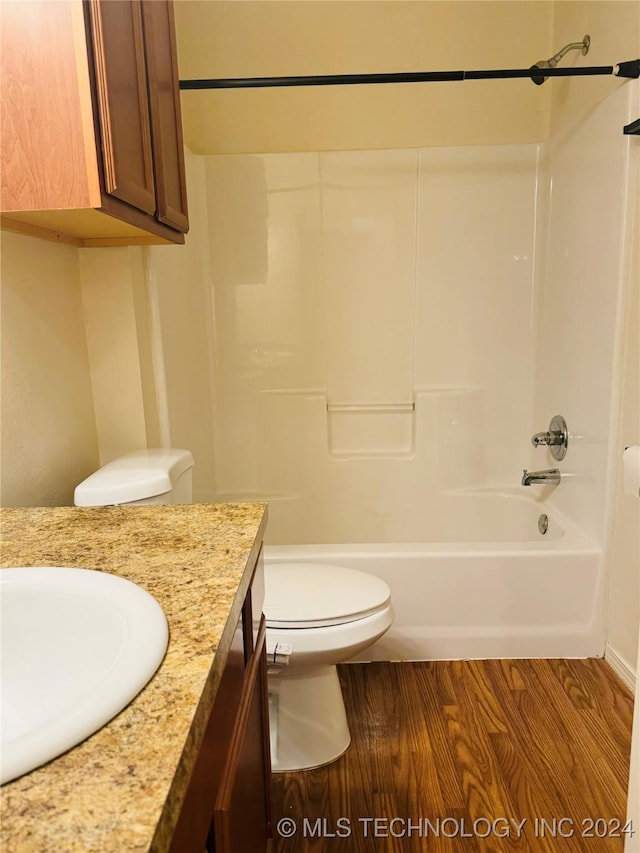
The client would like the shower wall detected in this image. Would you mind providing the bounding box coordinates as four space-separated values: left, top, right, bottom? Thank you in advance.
531 0 640 682
531 2 639 551
204 145 540 543
532 84 639 546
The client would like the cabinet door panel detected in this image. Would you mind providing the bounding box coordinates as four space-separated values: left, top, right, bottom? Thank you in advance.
167 613 246 853
141 0 189 232
87 0 155 214
214 621 272 853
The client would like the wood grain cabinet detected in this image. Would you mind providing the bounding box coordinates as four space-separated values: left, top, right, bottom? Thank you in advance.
0 0 188 247
169 548 273 853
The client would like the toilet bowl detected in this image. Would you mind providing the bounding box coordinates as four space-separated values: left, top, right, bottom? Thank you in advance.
264 562 393 772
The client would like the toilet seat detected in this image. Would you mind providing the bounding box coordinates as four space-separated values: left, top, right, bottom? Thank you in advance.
264 562 391 629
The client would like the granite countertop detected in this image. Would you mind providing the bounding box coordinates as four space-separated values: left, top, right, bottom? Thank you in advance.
0 502 267 852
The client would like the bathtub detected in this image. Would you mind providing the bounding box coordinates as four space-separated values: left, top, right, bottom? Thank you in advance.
264 492 604 661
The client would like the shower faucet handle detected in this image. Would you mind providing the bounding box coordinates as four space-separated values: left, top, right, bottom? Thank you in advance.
530 415 568 461
531 431 562 447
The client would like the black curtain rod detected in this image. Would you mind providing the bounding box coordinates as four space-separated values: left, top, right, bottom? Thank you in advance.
180 59 640 90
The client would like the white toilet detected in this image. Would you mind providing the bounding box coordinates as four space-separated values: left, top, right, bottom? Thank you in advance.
264 561 392 772
74 449 393 772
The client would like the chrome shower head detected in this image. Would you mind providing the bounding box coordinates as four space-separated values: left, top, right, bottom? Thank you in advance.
530 34 590 85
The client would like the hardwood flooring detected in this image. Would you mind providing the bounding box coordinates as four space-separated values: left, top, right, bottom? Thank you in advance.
271 660 634 852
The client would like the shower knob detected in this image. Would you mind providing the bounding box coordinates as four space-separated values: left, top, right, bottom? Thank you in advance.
531 415 568 461
532 432 562 447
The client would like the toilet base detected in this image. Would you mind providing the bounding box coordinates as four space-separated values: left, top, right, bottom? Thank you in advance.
268 665 351 772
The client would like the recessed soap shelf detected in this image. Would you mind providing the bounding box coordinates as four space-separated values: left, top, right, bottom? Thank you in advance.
326 402 415 413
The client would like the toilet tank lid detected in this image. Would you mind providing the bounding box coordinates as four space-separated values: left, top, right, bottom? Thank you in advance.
74 449 194 506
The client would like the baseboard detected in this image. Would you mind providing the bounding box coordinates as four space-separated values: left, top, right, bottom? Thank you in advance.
604 642 637 693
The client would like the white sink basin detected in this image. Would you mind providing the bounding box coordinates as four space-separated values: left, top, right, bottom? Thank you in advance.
0 566 168 785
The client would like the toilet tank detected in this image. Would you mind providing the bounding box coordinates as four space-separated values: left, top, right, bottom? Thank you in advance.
74 449 194 507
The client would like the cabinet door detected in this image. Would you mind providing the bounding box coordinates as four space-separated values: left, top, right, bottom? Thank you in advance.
214 621 272 853
87 0 156 214
141 0 189 233
168 612 246 853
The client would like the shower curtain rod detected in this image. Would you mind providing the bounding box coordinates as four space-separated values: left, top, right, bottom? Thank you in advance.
179 59 640 90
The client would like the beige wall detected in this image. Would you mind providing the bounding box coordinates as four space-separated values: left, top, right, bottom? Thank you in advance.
1 149 218 502
175 1 553 153
145 149 218 502
550 1 640 139
79 247 160 464
0 232 99 506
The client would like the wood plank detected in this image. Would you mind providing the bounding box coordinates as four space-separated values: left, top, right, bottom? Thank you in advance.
488 731 573 853
547 659 633 790
523 661 629 818
411 663 468 810
272 660 633 853
465 660 510 734
442 701 531 853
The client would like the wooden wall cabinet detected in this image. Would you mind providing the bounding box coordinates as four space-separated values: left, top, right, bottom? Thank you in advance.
0 0 188 247
168 548 273 853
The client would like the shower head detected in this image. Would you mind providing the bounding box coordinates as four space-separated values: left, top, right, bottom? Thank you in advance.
530 34 590 85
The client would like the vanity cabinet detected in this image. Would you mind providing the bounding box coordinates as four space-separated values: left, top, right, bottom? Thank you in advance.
169 548 273 853
0 0 188 246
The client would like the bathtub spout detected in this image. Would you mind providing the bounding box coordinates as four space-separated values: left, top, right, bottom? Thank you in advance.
522 468 561 486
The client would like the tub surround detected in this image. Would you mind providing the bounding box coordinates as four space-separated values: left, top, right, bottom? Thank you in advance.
0 502 267 852
199 145 539 545
266 495 604 663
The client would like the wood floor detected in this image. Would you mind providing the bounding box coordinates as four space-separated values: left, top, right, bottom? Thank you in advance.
271 660 634 853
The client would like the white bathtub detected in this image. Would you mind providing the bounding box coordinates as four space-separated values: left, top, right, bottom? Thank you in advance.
264 492 604 661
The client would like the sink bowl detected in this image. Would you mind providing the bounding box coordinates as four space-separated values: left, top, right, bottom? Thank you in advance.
0 566 168 785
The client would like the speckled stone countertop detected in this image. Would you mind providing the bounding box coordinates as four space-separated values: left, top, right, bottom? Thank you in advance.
0 502 267 852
